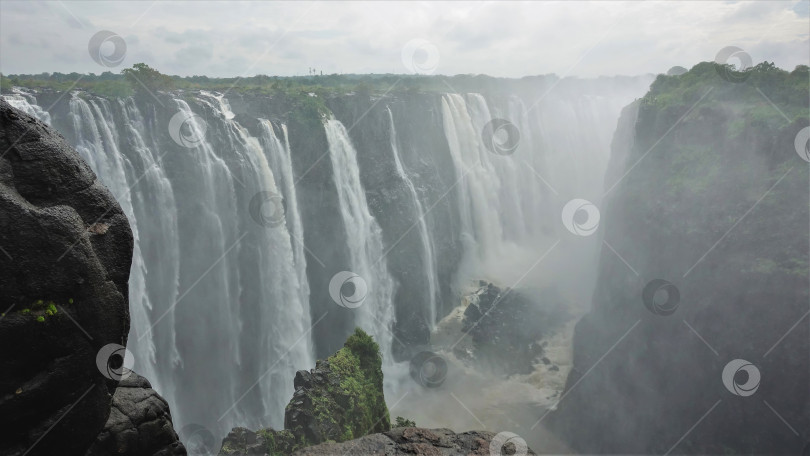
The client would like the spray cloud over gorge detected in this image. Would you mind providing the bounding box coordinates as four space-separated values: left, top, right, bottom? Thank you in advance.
1 2 808 455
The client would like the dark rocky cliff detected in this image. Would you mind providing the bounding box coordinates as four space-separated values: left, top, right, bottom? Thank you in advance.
548 63 810 454
0 99 184 456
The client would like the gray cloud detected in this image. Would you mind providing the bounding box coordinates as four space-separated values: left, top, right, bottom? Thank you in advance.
0 1 807 78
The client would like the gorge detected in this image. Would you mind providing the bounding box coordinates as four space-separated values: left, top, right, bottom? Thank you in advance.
2 61 808 455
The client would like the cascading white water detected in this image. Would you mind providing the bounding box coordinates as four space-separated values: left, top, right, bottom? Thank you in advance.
4 90 51 124
323 118 397 363
4 77 653 451
6 90 317 441
386 107 439 328
68 95 157 383
257 121 310 316
198 92 314 428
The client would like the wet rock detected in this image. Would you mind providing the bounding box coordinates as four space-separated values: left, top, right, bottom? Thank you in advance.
292 428 537 455
85 372 186 456
0 98 132 456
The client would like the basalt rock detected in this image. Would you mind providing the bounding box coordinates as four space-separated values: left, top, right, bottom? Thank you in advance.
0 99 184 456
292 427 537 456
0 98 132 456
85 372 186 456
459 282 568 375
547 63 810 454
219 329 390 455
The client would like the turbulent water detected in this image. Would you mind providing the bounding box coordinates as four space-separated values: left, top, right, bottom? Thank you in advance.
3 76 652 446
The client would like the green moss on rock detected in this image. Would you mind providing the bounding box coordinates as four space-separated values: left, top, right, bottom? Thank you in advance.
284 328 390 447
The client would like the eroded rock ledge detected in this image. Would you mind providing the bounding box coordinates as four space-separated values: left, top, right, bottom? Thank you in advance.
85 372 186 456
222 427 537 456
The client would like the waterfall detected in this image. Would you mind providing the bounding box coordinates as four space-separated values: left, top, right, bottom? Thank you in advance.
3 90 51 124
6 90 317 441
323 117 397 363
257 121 310 318
387 107 438 328
3 75 653 447
68 95 159 383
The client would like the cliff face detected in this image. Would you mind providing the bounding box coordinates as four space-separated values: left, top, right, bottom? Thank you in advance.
0 99 184 456
549 63 810 454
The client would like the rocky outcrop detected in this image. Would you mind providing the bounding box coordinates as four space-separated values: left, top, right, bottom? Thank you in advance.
85 372 186 456
458 282 568 375
0 99 184 456
292 427 537 456
548 63 810 454
0 98 132 455
220 426 537 456
220 328 390 455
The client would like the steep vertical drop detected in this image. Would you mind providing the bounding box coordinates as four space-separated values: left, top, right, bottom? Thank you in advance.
386 106 439 328
67 95 158 387
193 91 314 431
322 118 397 364
258 120 310 318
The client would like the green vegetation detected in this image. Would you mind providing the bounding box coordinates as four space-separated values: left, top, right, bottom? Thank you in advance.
628 60 809 282
269 328 389 453
259 429 299 456
14 299 61 321
122 63 173 97
395 416 417 427
641 61 808 123
328 328 389 440
2 63 564 100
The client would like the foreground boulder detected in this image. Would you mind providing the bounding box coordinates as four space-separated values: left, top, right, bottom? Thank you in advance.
0 98 133 455
85 372 186 456
0 99 184 456
292 427 537 456
220 328 390 455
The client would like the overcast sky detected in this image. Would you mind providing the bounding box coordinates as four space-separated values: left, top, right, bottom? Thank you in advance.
1 1 808 78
